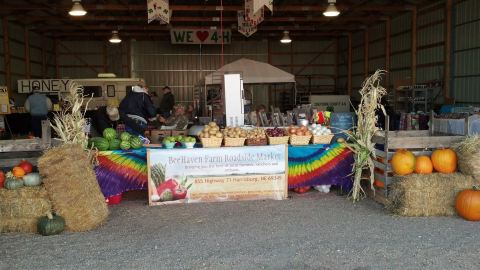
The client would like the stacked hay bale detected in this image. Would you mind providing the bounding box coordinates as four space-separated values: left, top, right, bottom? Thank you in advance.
455 135 480 179
0 186 52 233
38 144 108 231
389 173 480 216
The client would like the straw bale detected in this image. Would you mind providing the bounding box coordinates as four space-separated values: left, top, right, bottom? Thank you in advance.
457 151 480 179
389 173 480 217
0 218 38 233
38 144 109 232
0 186 52 233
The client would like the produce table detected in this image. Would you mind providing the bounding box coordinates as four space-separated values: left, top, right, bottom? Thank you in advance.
95 143 353 198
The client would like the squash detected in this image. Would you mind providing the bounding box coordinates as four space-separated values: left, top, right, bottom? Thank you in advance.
414 156 433 174
12 166 26 178
391 149 416 175
4 178 24 190
37 212 65 236
455 186 480 221
0 171 5 188
431 148 457 174
23 173 42 186
18 160 33 174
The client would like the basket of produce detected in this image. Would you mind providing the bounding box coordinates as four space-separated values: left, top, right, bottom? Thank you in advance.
266 127 290 145
198 122 223 148
222 127 247 147
308 124 334 144
246 127 267 146
287 125 312 145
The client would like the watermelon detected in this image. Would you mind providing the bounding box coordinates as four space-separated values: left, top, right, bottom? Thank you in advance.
120 140 131 150
120 132 132 142
109 139 121 150
103 128 117 140
130 136 143 149
94 138 110 151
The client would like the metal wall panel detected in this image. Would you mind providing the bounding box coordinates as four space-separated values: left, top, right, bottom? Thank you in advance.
369 40 385 58
352 31 364 47
453 0 480 103
369 23 386 41
10 43 25 58
391 33 411 53
416 66 443 83
352 62 364 75
417 45 444 64
418 6 444 26
369 58 386 72
417 24 444 46
391 12 412 34
391 52 411 69
8 24 24 42
352 46 364 62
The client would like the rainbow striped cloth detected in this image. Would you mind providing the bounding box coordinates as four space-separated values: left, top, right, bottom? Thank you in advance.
288 143 353 191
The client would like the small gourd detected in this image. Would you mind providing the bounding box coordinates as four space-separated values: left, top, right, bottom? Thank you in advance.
4 178 24 190
37 212 65 236
23 173 42 186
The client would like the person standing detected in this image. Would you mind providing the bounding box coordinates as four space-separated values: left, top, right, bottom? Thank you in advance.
24 89 52 137
158 86 175 117
119 85 157 135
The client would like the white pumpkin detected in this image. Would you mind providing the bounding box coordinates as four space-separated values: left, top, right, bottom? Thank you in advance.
23 173 42 186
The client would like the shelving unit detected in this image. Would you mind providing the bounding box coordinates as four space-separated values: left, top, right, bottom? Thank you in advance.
394 85 441 113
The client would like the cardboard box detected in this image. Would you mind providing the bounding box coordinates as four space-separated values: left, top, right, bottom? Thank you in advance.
148 129 171 144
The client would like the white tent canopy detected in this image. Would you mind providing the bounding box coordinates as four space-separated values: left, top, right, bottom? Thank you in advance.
204 58 295 85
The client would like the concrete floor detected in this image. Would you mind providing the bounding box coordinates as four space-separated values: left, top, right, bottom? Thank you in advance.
1 192 479 270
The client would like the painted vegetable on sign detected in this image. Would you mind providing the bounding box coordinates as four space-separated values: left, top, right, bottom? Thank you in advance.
455 186 480 221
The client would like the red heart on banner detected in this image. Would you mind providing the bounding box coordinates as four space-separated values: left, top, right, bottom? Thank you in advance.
196 31 209 42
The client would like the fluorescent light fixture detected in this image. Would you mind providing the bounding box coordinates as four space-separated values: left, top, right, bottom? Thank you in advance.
69 0 87 16
109 31 122 43
280 31 292 44
323 0 340 17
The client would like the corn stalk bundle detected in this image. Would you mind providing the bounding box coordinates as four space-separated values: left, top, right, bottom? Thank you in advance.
50 82 91 148
347 70 387 202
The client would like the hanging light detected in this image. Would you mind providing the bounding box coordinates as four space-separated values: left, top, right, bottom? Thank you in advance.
280 31 292 44
109 31 122 43
69 0 87 16
323 0 340 17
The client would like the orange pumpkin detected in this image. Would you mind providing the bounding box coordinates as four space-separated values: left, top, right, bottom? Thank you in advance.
431 148 457 174
455 186 480 221
391 149 416 175
12 166 26 178
414 156 433 174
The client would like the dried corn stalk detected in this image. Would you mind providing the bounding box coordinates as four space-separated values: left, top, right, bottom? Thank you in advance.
347 70 387 202
50 82 91 148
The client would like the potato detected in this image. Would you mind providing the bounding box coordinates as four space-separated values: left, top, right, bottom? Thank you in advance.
215 133 223 138
209 122 217 127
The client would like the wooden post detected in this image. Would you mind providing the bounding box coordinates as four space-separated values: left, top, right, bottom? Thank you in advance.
127 39 132 77
411 7 417 85
334 37 338 94
54 38 60 78
103 41 108 72
267 38 272 107
24 26 31 79
385 18 391 90
41 34 46 77
364 29 369 78
347 33 352 96
444 0 453 99
2 17 11 93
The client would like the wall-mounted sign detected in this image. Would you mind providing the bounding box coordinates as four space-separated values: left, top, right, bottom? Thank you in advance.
170 29 231 44
237 11 257 37
147 0 170 24
310 95 351 112
147 145 288 205
17 79 71 94
252 0 273 13
0 86 10 115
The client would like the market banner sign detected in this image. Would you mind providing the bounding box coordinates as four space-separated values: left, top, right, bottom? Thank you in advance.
17 79 71 93
237 10 257 37
310 95 351 112
170 29 231 44
147 145 288 205
252 0 273 13
147 0 169 24
245 0 265 27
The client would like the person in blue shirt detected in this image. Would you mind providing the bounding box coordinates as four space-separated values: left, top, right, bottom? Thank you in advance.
119 85 157 135
24 89 52 137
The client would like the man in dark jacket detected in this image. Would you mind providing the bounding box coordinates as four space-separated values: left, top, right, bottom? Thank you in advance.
92 99 120 136
119 85 157 135
158 86 175 117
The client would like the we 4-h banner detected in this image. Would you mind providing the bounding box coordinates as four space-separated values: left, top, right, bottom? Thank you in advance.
147 0 170 24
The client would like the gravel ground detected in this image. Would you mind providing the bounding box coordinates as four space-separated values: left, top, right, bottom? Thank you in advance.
1 192 479 270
